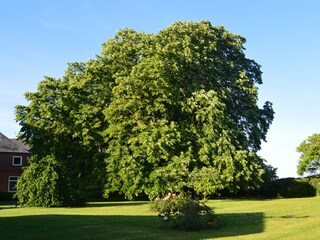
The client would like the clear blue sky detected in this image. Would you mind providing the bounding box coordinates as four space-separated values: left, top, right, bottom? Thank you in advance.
1 0 320 178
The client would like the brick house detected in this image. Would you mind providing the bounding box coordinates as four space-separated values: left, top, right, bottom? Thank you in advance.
0 132 29 193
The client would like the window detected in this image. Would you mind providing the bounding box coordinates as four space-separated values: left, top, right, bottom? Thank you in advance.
8 176 20 192
12 156 22 166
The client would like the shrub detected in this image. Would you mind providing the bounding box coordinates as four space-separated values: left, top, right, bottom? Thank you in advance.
151 194 219 231
15 155 87 207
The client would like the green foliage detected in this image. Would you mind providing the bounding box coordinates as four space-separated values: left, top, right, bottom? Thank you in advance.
151 194 219 231
261 164 278 183
15 155 86 207
260 178 316 198
16 20 274 202
297 133 320 176
304 175 320 196
103 21 274 199
212 162 278 198
15 61 108 206
16 155 63 207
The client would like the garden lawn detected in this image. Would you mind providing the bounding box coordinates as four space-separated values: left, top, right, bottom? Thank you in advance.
0 197 319 240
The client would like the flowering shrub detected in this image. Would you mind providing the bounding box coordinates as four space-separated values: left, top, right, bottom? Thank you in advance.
151 194 220 231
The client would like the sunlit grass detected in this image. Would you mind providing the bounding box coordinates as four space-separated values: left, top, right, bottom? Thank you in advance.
0 197 319 239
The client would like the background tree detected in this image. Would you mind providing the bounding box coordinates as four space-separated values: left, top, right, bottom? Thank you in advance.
16 21 274 204
15 60 111 206
297 133 320 176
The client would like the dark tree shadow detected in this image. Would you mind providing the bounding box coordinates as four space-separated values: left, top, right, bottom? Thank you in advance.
0 212 264 240
267 215 309 219
84 201 148 208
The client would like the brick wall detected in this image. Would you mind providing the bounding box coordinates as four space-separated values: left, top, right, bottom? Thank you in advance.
0 152 29 192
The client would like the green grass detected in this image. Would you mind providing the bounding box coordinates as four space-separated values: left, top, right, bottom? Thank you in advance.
0 197 319 239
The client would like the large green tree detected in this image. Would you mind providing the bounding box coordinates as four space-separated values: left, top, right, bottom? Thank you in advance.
297 133 320 176
103 21 274 199
16 21 274 203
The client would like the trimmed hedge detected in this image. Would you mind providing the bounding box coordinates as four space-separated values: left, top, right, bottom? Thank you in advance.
214 175 320 199
260 176 320 198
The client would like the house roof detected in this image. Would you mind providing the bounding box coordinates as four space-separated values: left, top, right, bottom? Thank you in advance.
0 132 29 153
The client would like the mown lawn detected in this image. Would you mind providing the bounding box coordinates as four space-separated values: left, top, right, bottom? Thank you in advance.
0 197 319 239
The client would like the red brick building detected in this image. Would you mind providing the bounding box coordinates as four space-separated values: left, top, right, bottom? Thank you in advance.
0 132 29 193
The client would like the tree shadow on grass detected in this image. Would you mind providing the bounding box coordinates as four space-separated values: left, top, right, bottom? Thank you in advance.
267 215 309 219
0 201 147 209
84 201 148 208
214 212 264 238
0 212 264 240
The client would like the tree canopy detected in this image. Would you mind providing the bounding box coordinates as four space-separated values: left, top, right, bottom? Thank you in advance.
16 21 274 204
297 133 320 176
